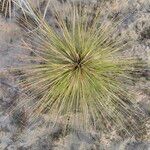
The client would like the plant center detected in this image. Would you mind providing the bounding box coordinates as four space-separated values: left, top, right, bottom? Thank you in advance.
73 57 83 70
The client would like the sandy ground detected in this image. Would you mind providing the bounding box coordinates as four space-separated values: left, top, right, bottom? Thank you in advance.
0 0 150 149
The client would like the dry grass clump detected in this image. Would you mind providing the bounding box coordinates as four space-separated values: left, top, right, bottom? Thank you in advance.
14 1 146 135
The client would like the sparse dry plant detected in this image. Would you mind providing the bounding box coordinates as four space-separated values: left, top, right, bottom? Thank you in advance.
0 0 13 17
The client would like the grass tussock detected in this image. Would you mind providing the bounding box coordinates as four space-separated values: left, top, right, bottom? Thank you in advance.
15 1 146 134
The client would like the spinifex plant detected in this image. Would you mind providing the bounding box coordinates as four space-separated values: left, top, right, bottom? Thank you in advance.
16 1 145 134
